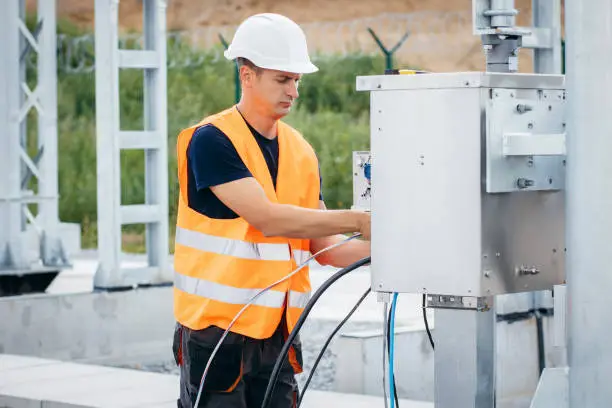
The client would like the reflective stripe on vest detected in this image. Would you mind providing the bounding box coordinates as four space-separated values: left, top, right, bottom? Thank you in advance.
292 249 312 266
288 290 311 309
174 270 311 309
175 226 291 261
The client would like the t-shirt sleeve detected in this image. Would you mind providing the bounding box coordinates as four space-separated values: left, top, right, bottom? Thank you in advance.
188 124 253 191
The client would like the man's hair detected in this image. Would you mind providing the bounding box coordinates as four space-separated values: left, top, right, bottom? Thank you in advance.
236 57 262 75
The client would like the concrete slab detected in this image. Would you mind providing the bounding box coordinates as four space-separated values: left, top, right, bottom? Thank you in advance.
302 390 432 408
0 354 431 408
0 287 175 365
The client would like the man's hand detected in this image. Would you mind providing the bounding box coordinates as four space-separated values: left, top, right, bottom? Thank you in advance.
210 177 367 239
310 201 371 267
356 211 371 241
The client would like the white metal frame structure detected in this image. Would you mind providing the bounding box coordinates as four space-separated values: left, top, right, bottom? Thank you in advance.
93 0 170 289
0 0 68 276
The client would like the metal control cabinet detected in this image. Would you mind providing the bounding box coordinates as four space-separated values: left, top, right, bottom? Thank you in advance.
356 72 566 297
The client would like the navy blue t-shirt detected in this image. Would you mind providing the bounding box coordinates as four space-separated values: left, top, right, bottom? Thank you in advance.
187 119 323 219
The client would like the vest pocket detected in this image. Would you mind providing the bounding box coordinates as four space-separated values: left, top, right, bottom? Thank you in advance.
186 330 245 393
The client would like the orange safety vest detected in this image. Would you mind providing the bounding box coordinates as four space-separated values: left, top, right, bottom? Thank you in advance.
173 106 320 345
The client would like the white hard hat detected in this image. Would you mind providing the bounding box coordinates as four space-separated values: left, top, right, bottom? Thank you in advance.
224 13 318 74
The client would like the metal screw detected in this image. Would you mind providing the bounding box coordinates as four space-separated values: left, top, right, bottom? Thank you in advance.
517 178 534 189
496 252 501 258
484 270 491 278
528 122 534 129
516 104 533 114
517 266 541 276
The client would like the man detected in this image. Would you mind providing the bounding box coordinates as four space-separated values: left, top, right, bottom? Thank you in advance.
172 13 371 408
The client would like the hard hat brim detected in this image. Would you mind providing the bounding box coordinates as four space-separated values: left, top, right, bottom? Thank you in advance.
224 49 318 74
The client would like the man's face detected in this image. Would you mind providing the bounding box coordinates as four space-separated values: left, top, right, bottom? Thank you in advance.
244 67 302 119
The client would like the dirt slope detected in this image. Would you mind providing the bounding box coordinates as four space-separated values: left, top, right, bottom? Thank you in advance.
30 0 555 72
38 0 534 30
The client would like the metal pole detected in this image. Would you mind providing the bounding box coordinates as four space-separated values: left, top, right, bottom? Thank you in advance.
434 302 496 408
218 34 240 103
143 0 170 284
0 0 26 271
94 0 122 288
532 0 562 74
37 0 67 267
565 0 612 406
366 27 410 71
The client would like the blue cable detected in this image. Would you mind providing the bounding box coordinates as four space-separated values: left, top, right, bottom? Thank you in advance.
389 292 399 408
363 162 372 182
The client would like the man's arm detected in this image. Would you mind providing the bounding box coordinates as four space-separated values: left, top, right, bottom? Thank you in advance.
309 201 371 268
211 178 370 239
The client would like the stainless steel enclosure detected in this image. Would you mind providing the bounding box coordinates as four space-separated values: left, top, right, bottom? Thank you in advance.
357 72 566 297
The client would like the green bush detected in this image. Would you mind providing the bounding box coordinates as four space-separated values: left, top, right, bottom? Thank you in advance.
284 108 369 209
55 23 385 249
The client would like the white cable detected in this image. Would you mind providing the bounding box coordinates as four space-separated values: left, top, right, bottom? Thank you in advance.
193 233 362 407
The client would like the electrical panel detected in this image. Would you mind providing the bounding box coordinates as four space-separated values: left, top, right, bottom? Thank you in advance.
352 151 371 211
356 72 566 297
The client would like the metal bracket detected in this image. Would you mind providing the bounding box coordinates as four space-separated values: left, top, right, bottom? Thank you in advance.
473 0 562 73
425 294 491 311
376 291 391 304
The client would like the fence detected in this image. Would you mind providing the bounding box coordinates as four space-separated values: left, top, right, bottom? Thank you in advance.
52 11 482 74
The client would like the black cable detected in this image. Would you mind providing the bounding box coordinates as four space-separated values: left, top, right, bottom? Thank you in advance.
422 294 435 350
387 300 400 407
535 309 546 375
261 256 371 408
296 288 371 408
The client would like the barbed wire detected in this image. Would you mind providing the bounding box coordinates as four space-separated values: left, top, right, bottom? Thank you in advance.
55 11 475 74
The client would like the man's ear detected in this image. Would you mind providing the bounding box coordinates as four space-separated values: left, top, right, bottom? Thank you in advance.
240 66 254 88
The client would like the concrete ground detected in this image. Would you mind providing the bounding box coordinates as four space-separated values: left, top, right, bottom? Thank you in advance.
0 354 433 408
